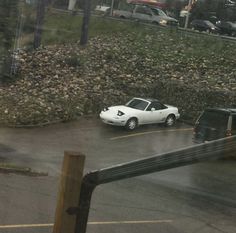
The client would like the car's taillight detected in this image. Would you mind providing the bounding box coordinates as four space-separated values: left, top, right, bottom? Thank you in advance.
193 122 199 134
226 130 232 137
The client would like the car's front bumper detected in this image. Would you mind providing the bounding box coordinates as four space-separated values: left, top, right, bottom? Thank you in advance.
100 112 127 126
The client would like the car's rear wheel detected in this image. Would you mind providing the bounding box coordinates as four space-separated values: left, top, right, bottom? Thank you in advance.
125 118 138 130
165 115 176 127
232 31 236 37
152 21 159 25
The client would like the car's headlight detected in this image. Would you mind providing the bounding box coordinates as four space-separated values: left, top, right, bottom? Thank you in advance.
117 110 125 116
103 107 109 112
160 20 167 26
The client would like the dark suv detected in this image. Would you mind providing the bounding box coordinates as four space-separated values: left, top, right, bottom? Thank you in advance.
193 108 236 143
190 20 220 34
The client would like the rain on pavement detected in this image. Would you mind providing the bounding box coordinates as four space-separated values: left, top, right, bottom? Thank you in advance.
0 117 236 233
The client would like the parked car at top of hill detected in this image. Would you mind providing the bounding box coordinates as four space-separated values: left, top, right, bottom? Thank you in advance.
95 5 111 16
216 21 236 37
225 0 236 7
190 20 220 34
113 4 178 27
127 0 167 10
100 97 180 130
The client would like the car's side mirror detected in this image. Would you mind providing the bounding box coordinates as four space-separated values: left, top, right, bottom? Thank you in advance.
151 108 156 111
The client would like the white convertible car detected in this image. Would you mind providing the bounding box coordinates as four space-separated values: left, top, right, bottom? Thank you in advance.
100 97 180 130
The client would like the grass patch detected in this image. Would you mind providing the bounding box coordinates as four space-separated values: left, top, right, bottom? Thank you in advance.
42 11 236 60
42 12 82 45
42 11 152 45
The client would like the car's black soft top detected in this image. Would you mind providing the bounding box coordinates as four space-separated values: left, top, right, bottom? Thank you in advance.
136 97 159 102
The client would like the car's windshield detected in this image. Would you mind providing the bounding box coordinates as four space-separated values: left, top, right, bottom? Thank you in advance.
126 99 149 110
151 8 167 17
205 20 215 27
199 110 229 128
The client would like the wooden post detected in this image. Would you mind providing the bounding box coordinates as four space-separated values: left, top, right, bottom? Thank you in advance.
53 151 85 233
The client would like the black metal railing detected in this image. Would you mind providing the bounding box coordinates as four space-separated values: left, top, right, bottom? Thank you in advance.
68 136 236 233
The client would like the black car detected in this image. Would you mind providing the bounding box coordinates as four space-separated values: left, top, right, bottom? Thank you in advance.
190 20 219 33
216 21 236 37
193 108 236 143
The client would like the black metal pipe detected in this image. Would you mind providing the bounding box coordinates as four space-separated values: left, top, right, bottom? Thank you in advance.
74 136 236 233
74 172 98 233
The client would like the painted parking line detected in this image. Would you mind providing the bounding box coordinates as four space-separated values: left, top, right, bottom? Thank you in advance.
110 128 193 140
0 220 173 229
88 219 173 225
0 223 53 229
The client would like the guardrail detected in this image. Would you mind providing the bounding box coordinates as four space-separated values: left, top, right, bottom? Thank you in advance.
177 26 236 43
50 7 236 43
66 136 236 233
107 16 236 43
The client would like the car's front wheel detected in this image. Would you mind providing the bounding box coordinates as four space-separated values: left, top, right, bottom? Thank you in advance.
125 118 138 130
165 115 176 127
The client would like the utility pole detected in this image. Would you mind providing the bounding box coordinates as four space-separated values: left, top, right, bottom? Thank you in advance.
110 0 115 16
184 0 192 28
80 0 91 45
34 0 45 49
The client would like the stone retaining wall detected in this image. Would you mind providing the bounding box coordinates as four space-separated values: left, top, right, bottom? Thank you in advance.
87 80 236 124
1 78 235 127
1 32 235 127
154 81 236 122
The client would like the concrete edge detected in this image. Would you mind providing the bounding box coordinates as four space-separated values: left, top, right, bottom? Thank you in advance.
0 164 48 176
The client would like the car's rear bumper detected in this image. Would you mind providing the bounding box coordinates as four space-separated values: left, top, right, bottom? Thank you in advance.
192 137 205 144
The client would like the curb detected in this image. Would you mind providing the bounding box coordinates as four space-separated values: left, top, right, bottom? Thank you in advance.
0 164 48 176
0 114 96 128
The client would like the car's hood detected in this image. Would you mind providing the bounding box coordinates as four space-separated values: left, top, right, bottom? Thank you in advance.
108 105 140 115
161 16 178 22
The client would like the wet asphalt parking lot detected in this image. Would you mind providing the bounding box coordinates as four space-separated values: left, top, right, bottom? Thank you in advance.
0 117 235 233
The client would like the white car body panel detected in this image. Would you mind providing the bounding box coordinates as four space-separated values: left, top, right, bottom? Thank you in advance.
113 5 178 26
100 98 180 128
